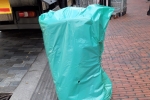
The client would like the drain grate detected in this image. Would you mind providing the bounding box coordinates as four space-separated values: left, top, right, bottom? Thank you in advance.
0 93 12 100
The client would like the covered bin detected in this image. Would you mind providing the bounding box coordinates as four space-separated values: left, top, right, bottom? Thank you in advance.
39 5 114 100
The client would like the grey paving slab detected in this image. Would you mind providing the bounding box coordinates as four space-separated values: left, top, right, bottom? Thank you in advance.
10 56 24 59
22 45 36 48
28 52 40 56
9 81 20 87
9 65 31 70
0 59 10 62
24 48 43 52
10 56 30 61
0 81 10 87
0 74 15 79
23 61 34 64
0 86 16 93
28 49 42 52
8 70 27 75
12 63 26 67
15 72 26 79
0 30 44 93
1 65 30 90
0 69 8 74
3 77 16 83
0 59 7 64
28 56 37 59
7 52 14 55
0 78 3 82
1 64 13 68
6 60 23 64
9 58 17 61
10 50 47 100
2 56 12 59
24 64 31 68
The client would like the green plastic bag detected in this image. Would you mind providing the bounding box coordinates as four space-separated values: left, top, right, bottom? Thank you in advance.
39 4 114 100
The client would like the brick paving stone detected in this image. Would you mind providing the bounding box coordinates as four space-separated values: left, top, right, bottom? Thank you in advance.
102 0 150 99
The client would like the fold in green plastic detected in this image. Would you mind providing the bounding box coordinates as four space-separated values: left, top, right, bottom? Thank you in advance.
39 4 114 100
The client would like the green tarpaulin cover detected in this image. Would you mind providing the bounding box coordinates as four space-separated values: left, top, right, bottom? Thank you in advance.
39 4 114 100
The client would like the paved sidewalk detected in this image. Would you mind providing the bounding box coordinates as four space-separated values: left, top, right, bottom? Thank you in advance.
102 0 150 100
0 30 44 93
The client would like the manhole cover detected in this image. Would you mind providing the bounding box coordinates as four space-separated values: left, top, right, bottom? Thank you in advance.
0 93 12 100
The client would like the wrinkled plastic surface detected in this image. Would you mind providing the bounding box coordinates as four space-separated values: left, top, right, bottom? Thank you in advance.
39 5 114 100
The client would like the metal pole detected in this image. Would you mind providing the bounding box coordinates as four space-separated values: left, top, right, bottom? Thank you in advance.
98 0 111 7
106 0 111 6
106 0 108 6
99 0 103 5
75 0 80 7
105 0 111 6
108 0 111 6
104 0 106 6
